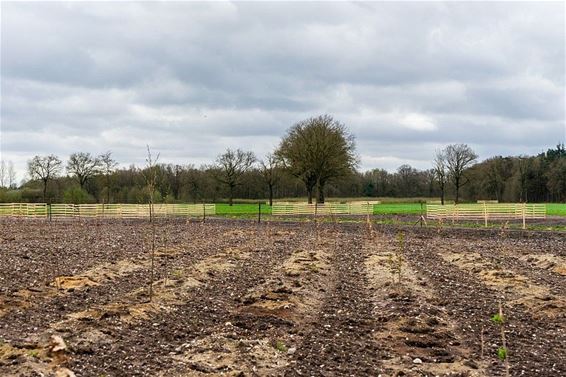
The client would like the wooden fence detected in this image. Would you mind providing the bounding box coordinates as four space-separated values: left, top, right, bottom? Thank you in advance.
427 203 546 228
0 203 215 219
0 203 48 218
272 201 380 216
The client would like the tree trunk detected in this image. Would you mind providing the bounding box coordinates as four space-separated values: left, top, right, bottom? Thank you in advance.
106 175 111 204
455 177 460 204
42 179 48 202
268 184 274 206
317 182 325 204
307 187 313 204
229 185 234 206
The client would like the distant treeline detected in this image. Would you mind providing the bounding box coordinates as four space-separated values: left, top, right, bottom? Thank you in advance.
1 144 564 204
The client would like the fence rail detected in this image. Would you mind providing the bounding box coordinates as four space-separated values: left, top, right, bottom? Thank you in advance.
427 203 546 229
0 203 216 219
0 203 48 218
272 201 380 216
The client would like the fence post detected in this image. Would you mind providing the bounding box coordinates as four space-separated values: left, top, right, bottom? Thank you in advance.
452 203 458 226
522 202 526 230
420 201 424 228
202 201 206 223
257 201 262 224
483 202 488 227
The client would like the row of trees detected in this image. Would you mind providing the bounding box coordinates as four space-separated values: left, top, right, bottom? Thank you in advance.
14 115 357 205
24 152 118 203
1 115 564 204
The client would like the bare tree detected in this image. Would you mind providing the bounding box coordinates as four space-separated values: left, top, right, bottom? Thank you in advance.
0 160 6 188
99 151 118 204
444 144 478 203
260 153 281 206
215 148 256 206
28 155 63 202
433 149 448 205
67 152 101 190
276 115 357 203
8 161 16 188
142 145 160 301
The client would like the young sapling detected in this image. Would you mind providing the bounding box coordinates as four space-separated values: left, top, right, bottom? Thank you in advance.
491 302 510 377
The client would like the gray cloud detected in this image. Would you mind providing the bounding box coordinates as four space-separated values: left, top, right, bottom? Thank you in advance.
1 1 564 182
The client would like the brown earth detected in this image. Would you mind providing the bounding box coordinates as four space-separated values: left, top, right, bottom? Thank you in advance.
0 218 564 376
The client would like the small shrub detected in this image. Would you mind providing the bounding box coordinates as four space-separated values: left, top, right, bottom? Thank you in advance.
491 313 504 325
274 340 287 352
497 346 508 362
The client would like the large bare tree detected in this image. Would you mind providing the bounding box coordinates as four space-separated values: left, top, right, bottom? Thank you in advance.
276 115 357 203
260 153 281 206
433 149 448 204
215 148 256 206
67 152 101 190
444 144 478 203
27 154 63 201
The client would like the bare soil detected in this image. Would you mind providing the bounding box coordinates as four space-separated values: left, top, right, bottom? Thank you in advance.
0 218 564 376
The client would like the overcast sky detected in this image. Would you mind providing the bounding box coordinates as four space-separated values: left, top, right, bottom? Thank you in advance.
1 1 565 182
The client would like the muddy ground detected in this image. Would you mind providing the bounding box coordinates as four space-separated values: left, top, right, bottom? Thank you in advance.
0 218 564 376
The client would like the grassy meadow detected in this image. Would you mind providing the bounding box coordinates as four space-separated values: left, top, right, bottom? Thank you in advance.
215 200 566 217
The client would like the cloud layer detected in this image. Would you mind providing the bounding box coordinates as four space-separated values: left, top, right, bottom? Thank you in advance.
1 1 564 181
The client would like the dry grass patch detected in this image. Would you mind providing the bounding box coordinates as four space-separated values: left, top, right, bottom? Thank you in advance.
440 251 565 319
517 253 566 276
0 336 75 377
168 332 289 376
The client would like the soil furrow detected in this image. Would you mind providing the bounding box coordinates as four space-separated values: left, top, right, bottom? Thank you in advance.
364 235 487 376
62 225 304 376
405 238 566 376
0 223 243 339
421 237 566 296
163 227 342 376
284 233 383 376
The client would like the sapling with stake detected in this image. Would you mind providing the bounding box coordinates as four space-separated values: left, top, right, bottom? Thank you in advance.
491 301 510 377
480 324 485 359
312 202 319 250
142 145 160 302
161 217 169 287
329 205 339 252
366 201 374 239
436 218 444 233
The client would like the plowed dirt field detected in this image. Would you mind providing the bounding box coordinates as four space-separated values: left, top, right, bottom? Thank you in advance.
1 219 564 376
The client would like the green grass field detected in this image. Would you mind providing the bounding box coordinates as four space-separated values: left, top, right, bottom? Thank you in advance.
546 203 566 216
215 202 566 217
1 201 564 219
